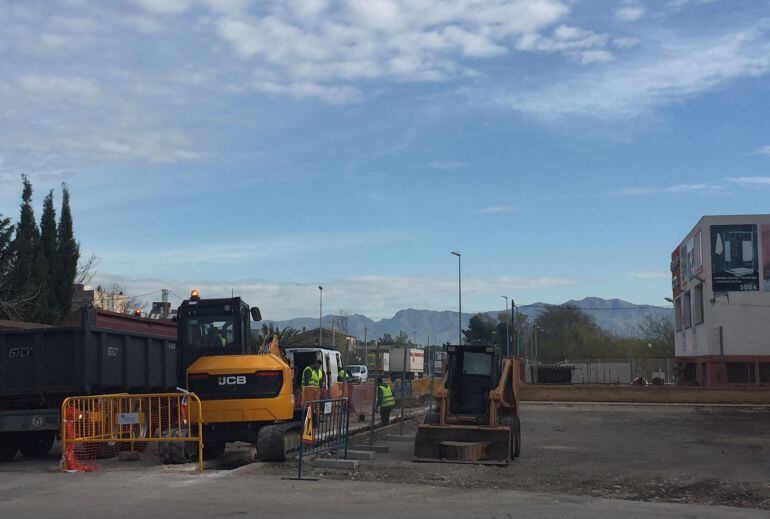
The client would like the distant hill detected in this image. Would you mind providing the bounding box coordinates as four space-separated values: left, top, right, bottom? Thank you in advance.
260 297 672 344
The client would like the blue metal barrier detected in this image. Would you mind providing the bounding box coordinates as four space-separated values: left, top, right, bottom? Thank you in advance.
296 398 350 480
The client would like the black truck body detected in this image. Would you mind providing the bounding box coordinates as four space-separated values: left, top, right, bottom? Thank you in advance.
0 307 177 461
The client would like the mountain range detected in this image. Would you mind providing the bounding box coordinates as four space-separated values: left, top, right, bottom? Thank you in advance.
261 297 673 345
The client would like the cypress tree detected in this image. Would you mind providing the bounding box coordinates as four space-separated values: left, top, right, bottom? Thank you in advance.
37 191 57 322
55 184 79 320
0 213 14 319
8 176 42 321
0 213 12 275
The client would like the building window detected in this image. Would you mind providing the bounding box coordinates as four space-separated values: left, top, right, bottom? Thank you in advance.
682 291 692 329
693 283 704 324
674 298 682 331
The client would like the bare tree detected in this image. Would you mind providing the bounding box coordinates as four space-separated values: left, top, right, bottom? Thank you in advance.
94 283 146 315
0 277 38 321
76 253 100 285
638 315 675 357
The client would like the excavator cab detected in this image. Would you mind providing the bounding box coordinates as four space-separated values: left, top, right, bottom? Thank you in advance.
414 345 521 465
169 292 300 463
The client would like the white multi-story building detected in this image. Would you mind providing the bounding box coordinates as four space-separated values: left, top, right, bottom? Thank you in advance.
672 215 770 385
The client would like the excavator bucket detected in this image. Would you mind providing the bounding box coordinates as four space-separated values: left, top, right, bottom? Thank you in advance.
414 423 512 465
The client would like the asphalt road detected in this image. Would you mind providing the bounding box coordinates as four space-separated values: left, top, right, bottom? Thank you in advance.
0 469 766 519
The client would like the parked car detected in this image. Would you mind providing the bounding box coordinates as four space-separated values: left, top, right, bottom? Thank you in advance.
347 364 368 383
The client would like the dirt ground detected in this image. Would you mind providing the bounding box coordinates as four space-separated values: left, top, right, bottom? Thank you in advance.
264 403 770 510
3 403 769 511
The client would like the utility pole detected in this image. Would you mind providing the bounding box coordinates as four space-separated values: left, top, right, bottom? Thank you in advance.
502 295 509 356
318 286 323 347
451 251 461 347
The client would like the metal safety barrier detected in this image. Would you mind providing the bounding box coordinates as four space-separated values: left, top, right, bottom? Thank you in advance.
295 398 350 480
60 391 204 472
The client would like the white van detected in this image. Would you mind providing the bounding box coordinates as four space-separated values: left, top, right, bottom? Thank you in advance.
347 364 368 383
285 347 344 395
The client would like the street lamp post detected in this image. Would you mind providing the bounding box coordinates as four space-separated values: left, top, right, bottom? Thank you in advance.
533 326 543 384
318 286 323 347
511 299 517 357
501 296 509 356
450 251 461 347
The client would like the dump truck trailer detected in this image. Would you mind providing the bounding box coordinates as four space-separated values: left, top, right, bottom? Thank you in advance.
0 307 178 461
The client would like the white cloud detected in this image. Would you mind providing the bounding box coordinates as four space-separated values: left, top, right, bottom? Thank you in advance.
625 270 669 280
492 24 770 120
95 272 579 320
516 24 612 64
210 0 581 91
428 160 464 170
754 145 770 155
131 0 193 15
475 205 515 214
725 176 770 187
609 183 720 195
17 74 100 98
615 2 647 22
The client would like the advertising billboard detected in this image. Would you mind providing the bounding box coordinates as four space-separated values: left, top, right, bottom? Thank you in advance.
711 224 758 292
682 230 703 282
763 224 770 291
671 247 681 298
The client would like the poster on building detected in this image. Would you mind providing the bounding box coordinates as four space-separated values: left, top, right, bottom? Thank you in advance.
671 247 681 298
711 224 758 292
681 231 703 283
762 224 770 291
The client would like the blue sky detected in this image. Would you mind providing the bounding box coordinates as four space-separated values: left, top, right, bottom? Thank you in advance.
1 0 770 320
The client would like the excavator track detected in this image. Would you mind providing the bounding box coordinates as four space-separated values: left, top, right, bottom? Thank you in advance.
256 422 301 462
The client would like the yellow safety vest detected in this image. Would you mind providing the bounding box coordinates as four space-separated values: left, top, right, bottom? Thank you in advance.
378 384 395 408
338 369 348 381
302 366 323 387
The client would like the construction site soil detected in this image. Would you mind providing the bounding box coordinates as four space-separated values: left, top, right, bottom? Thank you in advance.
261 403 770 510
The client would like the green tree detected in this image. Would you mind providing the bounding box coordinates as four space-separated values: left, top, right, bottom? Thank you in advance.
534 305 603 362
34 190 57 322
55 184 79 321
462 313 497 346
256 323 301 350
0 213 20 319
394 330 411 347
8 176 45 321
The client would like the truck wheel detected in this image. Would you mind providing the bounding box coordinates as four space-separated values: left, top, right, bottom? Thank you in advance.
203 440 226 460
0 434 19 462
158 430 197 464
19 432 56 458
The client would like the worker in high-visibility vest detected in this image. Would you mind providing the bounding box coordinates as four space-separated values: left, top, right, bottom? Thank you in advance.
376 377 395 425
337 367 349 382
302 359 325 389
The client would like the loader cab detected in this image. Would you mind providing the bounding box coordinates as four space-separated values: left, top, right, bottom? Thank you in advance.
176 293 262 376
446 345 502 418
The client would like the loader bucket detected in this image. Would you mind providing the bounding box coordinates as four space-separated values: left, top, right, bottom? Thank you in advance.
413 424 512 465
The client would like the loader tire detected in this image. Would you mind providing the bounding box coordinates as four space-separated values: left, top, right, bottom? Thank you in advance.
424 413 440 424
500 415 521 459
257 423 300 462
19 432 55 458
0 433 19 462
158 430 196 465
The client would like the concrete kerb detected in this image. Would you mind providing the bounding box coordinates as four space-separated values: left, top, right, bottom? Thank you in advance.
312 458 359 470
